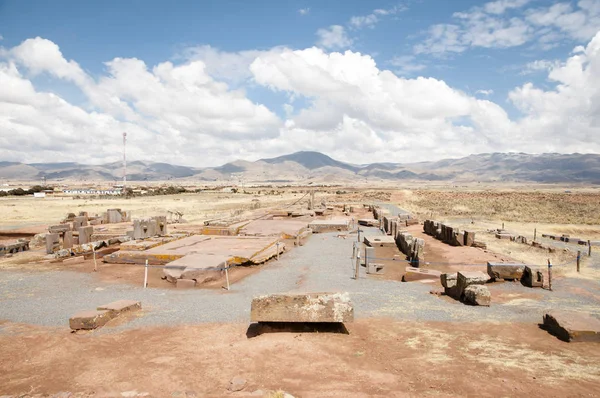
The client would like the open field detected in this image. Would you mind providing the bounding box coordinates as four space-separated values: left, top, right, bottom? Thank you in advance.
1 185 600 397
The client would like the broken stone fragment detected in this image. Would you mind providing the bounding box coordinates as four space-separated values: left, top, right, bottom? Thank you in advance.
462 285 491 306
69 310 112 330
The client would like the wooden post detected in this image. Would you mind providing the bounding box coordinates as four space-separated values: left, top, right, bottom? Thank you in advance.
577 250 581 272
357 229 361 243
143 259 148 288
276 241 280 261
93 247 98 272
547 259 552 291
534 228 537 242
502 222 505 230
352 242 356 260
354 253 361 280
225 261 230 291
296 234 299 246
589 240 592 257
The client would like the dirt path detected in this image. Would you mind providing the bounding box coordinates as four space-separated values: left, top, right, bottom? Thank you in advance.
1 319 599 397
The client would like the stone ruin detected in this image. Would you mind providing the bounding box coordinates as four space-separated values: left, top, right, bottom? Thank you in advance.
369 206 424 266
45 209 134 256
423 220 482 248
441 271 491 306
129 216 168 240
0 240 30 256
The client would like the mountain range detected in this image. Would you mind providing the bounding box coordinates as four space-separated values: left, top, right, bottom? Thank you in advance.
1 151 600 184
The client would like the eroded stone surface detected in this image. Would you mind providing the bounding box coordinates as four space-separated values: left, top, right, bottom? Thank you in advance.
251 292 354 323
543 311 600 342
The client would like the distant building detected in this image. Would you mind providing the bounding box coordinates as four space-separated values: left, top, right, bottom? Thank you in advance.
63 188 122 195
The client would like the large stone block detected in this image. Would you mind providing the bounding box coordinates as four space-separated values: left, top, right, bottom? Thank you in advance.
69 310 112 330
46 233 60 254
78 226 94 244
441 272 460 298
487 262 526 281
251 292 354 323
464 230 475 246
176 279 197 288
97 300 141 316
543 311 600 342
402 267 442 282
48 224 70 234
367 263 385 275
63 231 74 249
523 266 544 288
463 285 491 306
72 216 88 230
457 271 489 297
107 209 123 223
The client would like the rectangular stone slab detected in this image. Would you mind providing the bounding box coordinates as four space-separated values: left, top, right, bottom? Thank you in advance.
487 262 526 281
97 300 141 316
363 235 396 247
402 267 442 282
543 311 600 342
69 310 112 330
251 292 354 323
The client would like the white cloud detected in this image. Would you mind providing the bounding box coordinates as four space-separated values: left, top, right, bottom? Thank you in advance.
388 55 427 76
2 33 600 167
349 5 408 29
416 0 600 55
0 37 282 166
475 89 494 95
316 25 353 49
349 14 379 29
521 59 560 74
298 8 310 16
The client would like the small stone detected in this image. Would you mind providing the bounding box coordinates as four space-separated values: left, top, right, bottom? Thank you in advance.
228 376 246 392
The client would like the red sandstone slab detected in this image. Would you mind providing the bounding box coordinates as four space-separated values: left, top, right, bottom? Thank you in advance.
402 267 442 282
97 300 141 316
69 310 112 330
543 311 600 342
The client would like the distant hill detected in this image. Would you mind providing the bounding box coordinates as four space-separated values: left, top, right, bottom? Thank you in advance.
1 152 599 184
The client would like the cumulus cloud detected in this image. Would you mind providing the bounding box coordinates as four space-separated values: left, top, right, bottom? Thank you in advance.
316 25 353 49
415 0 600 55
2 32 600 166
388 55 427 76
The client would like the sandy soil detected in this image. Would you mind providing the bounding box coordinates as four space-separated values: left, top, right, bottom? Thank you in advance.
1 319 599 397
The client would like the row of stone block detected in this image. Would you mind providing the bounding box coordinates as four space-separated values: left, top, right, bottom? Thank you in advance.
423 220 476 247
441 271 491 306
396 231 424 266
0 240 30 256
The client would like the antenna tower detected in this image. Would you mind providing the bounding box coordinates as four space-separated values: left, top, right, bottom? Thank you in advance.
123 132 127 195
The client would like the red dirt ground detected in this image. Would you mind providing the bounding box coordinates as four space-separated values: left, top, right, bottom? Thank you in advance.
1 319 599 397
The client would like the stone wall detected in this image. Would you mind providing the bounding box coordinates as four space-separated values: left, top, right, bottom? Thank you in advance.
423 220 476 247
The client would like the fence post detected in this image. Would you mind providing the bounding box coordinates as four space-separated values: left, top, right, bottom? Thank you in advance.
93 247 98 273
534 228 537 242
276 241 280 261
143 259 148 288
577 250 581 273
547 259 552 291
589 240 592 257
225 260 230 291
354 253 361 280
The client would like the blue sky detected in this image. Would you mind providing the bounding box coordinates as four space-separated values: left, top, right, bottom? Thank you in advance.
1 0 599 166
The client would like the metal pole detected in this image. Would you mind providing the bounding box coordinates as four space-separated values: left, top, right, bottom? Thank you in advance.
93 247 98 272
143 259 148 288
577 250 581 273
225 261 230 291
547 259 552 291
354 253 360 280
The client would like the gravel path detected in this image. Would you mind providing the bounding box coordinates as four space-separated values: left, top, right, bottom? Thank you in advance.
1 227 599 332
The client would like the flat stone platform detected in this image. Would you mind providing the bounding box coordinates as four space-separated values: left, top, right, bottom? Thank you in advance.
103 235 284 266
363 235 396 247
308 219 350 233
239 219 310 238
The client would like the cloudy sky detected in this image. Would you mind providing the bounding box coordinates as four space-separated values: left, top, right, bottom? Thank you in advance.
1 0 600 167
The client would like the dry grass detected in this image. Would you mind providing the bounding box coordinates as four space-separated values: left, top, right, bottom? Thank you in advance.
0 191 311 229
398 189 600 225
